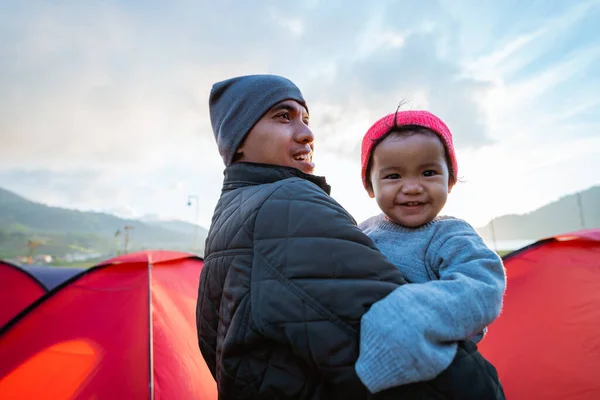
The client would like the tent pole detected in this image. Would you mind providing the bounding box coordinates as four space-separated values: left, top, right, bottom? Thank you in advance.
148 258 155 400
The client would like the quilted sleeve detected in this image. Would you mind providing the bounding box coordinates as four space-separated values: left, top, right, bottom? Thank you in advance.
251 179 406 387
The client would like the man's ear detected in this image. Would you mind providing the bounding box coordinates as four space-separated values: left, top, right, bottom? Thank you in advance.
231 146 244 163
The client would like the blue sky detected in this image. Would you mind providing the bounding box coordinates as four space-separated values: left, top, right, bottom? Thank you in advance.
1 0 598 230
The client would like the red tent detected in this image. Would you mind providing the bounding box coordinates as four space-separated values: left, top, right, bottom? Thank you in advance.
0 261 46 329
479 229 600 400
0 251 217 399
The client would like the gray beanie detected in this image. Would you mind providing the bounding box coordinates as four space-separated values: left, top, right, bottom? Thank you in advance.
209 74 307 166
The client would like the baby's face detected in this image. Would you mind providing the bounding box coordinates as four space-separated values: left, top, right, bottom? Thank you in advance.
367 132 450 228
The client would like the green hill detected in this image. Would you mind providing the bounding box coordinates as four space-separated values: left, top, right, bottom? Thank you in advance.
0 187 208 260
2 184 598 262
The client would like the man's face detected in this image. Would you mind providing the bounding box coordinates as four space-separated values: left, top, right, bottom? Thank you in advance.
235 100 315 174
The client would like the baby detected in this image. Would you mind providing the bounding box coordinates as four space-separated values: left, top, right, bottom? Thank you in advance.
355 110 506 394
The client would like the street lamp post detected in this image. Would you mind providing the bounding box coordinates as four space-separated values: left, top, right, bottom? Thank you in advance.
576 192 586 229
123 225 134 254
187 195 200 255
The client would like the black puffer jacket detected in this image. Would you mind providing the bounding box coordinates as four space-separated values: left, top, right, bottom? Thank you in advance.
197 162 504 400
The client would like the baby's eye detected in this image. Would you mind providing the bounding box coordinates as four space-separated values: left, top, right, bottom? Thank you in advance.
384 173 400 180
423 170 437 177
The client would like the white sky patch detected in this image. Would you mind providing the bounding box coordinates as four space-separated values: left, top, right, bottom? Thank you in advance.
353 10 407 60
272 15 305 37
465 30 546 78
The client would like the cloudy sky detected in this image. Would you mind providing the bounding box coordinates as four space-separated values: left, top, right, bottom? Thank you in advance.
1 0 599 229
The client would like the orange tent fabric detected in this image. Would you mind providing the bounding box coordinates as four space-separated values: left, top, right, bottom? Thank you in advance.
0 251 217 399
479 229 600 400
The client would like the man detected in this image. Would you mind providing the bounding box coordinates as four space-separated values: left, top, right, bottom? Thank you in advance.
196 74 503 399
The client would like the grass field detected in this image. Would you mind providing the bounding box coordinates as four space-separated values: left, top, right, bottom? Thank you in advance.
497 250 514 258
50 259 104 269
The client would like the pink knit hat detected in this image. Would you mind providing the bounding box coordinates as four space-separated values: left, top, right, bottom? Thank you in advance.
360 110 458 190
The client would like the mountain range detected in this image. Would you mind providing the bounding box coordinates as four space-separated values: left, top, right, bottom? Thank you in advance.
1 185 598 262
475 185 599 242
0 187 207 261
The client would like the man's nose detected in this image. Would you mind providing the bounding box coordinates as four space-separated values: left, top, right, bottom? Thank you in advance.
294 123 314 144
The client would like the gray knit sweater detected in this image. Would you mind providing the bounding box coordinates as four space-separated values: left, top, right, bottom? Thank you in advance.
355 214 506 393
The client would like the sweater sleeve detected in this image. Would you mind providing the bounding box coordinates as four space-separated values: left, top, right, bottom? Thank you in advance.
250 179 407 394
355 218 506 392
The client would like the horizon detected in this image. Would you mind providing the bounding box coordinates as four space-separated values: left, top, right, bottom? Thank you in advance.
2 183 597 230
1 1 599 229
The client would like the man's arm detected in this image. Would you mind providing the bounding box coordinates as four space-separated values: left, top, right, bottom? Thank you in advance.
197 261 220 379
356 218 506 392
250 179 406 388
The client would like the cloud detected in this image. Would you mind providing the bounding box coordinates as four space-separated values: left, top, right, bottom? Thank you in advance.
465 1 600 150
0 1 274 171
292 1 495 159
0 0 495 172
0 0 598 229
